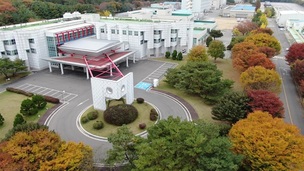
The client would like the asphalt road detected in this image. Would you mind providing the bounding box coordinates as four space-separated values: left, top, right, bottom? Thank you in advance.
268 16 304 134
0 59 191 162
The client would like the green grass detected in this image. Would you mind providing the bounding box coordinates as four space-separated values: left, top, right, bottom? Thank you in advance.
0 72 31 85
152 56 242 120
0 91 55 140
81 101 156 137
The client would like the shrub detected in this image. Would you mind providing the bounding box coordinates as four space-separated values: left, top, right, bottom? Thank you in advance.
87 111 98 120
139 123 146 129
6 87 33 97
20 99 38 116
172 50 177 60
32 95 47 109
44 95 60 104
136 97 145 104
165 51 171 59
13 114 26 127
104 104 138 126
81 116 89 124
177 52 183 61
93 121 104 130
0 113 4 126
4 123 48 141
150 109 158 121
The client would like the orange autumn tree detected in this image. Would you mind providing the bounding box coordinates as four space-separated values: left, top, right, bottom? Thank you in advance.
240 66 281 93
229 111 304 171
247 53 275 70
232 42 258 72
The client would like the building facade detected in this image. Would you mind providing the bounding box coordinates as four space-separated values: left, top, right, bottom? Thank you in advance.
182 0 212 13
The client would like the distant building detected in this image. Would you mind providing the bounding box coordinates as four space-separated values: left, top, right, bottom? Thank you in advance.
286 19 304 43
220 4 255 18
275 10 304 28
212 0 227 10
181 0 212 13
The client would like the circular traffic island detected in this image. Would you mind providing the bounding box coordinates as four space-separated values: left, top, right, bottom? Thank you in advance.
80 99 159 138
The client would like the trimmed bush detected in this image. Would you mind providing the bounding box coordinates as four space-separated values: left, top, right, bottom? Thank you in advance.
44 95 60 104
139 123 146 129
177 52 183 61
81 116 89 124
20 99 38 116
4 123 48 141
136 97 145 104
150 109 158 121
93 121 104 130
32 95 47 109
0 113 4 126
87 111 98 120
104 104 138 126
172 50 177 60
6 87 33 97
165 51 171 59
13 114 26 127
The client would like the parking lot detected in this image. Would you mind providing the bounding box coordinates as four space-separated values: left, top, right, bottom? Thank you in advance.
15 83 78 102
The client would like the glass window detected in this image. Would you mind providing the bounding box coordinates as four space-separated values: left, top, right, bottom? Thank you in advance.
30 48 36 53
111 29 115 34
1 51 5 55
29 39 35 43
123 30 127 35
13 50 18 55
154 39 161 43
140 40 144 45
134 31 139 36
6 50 11 55
128 31 132 35
154 30 161 35
101 28 105 33
3 40 9 45
11 39 16 44
117 30 119 34
140 31 144 36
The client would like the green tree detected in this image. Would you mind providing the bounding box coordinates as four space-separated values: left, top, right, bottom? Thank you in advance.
177 52 183 60
229 111 304 170
32 95 47 110
20 99 38 116
12 59 27 77
165 51 170 59
227 36 245 50
206 35 213 47
172 50 177 60
13 114 26 127
209 29 223 40
4 123 48 141
212 92 251 124
187 45 208 62
0 58 14 79
0 113 4 126
133 117 242 170
208 40 226 61
165 62 234 104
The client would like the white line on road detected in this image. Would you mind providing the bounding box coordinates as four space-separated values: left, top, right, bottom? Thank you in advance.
77 99 90 106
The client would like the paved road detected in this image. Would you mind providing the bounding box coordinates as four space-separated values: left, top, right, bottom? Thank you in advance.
0 59 191 162
268 17 304 134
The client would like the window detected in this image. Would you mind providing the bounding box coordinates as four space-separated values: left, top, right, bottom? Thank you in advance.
1 51 5 55
101 28 105 33
134 31 139 36
30 48 36 53
128 31 132 35
6 50 11 55
111 29 115 34
29 38 34 44
117 30 119 34
13 50 18 55
171 38 177 42
11 39 16 44
171 29 178 34
140 40 144 45
140 31 144 36
154 39 161 43
154 30 161 35
123 30 127 35
26 49 30 53
3 40 9 45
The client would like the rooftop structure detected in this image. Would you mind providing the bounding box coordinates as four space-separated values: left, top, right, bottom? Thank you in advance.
220 4 255 18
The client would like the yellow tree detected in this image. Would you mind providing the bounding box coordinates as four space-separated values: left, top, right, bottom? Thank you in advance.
240 66 281 93
259 14 268 27
229 111 304 171
187 45 208 62
99 10 111 17
244 33 281 54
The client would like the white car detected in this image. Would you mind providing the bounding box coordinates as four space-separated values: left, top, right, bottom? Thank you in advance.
286 48 289 51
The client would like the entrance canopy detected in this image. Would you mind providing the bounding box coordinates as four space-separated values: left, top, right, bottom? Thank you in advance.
58 37 123 57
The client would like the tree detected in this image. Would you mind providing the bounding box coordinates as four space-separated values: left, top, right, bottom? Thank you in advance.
165 62 234 104
247 90 284 118
252 9 262 26
250 28 273 35
286 43 304 64
187 45 208 62
244 33 281 54
177 52 183 61
209 29 223 40
258 46 276 58
32 95 47 109
4 123 48 141
232 42 259 72
211 92 251 124
206 35 213 47
165 51 170 59
233 20 259 35
300 80 304 97
227 36 245 50
291 59 304 84
247 53 275 70
20 99 38 116
0 129 93 170
229 111 304 171
207 40 226 61
99 10 111 17
0 113 4 126
240 66 281 93
133 117 242 170
255 0 261 11
0 58 14 79
172 50 177 60
259 14 268 27
13 114 26 127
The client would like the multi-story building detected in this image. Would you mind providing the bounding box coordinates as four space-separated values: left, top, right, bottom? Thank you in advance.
0 8 210 71
181 0 212 14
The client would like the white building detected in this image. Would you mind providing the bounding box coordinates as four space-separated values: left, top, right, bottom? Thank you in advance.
0 9 203 71
276 10 304 28
182 0 212 14
221 4 255 18
212 0 227 10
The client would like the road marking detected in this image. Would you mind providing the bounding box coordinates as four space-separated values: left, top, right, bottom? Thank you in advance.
77 99 89 106
279 69 294 124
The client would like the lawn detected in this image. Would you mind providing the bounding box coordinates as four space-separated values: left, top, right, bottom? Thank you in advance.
0 72 31 85
81 101 156 137
0 91 55 140
152 56 242 120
